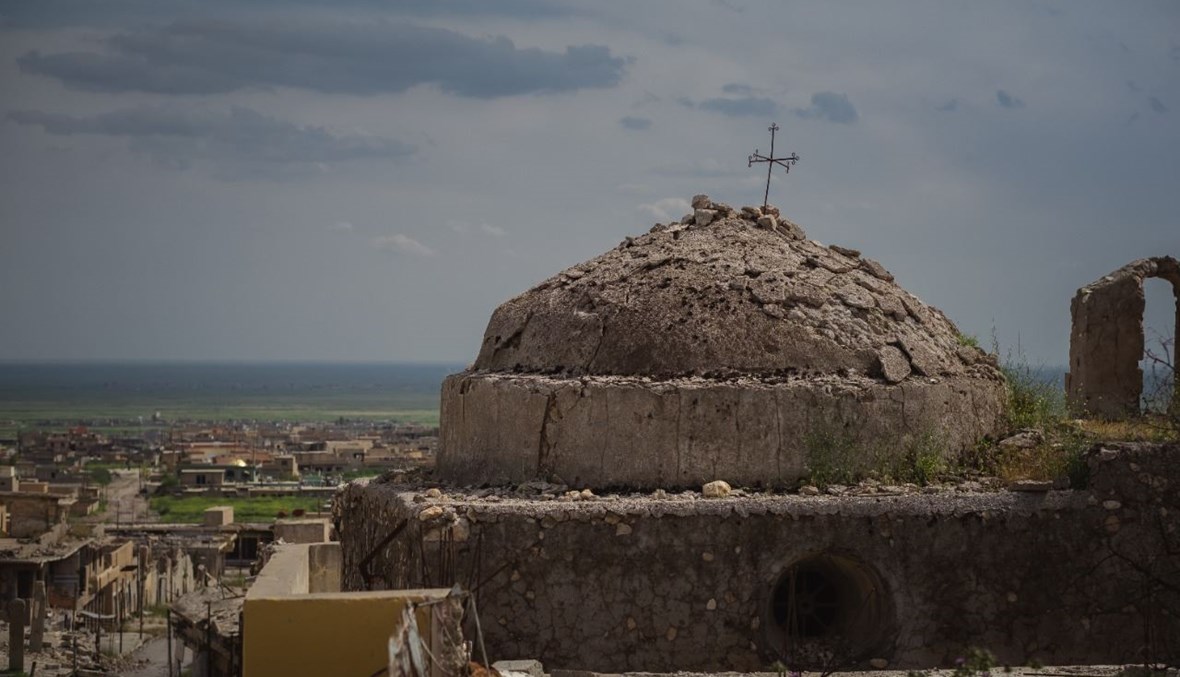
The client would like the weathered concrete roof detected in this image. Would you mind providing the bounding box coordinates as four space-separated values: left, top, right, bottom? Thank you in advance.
475 196 995 382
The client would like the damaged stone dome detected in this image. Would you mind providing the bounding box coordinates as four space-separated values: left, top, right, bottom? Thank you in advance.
438 195 1007 489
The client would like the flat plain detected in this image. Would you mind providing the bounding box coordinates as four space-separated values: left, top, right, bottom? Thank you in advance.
0 362 458 434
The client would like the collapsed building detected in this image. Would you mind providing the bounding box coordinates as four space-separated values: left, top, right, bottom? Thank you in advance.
337 198 1180 671
1067 256 1179 418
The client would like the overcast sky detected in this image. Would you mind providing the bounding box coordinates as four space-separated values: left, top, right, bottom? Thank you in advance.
1 1 1176 366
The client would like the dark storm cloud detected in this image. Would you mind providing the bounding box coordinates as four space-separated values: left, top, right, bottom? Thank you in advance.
362 0 577 18
1148 96 1168 114
0 0 577 29
7 105 416 174
619 116 652 131
721 83 755 96
16 19 629 97
793 91 858 124
936 99 959 112
696 96 778 117
996 89 1026 109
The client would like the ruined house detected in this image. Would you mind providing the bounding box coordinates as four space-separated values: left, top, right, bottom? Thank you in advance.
337 198 1180 671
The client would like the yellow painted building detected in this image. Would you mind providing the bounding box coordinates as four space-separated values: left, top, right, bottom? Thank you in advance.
242 542 452 677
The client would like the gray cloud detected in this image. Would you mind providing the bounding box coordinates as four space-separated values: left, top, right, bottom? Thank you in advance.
936 99 959 112
712 0 746 13
996 89 1025 109
1149 96 1168 114
0 0 578 29
721 83 755 96
360 0 577 18
16 19 628 97
2 2 1177 365
696 96 778 118
6 105 415 175
373 233 436 258
793 91 858 124
638 197 691 222
652 158 744 178
619 116 652 131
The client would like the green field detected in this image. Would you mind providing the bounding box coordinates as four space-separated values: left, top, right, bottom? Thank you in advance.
149 495 328 523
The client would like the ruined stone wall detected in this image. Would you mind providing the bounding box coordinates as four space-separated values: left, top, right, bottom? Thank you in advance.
1 495 67 539
439 372 1005 489
1067 257 1179 418
336 443 1180 672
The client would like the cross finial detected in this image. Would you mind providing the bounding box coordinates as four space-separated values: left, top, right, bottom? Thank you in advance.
748 123 800 210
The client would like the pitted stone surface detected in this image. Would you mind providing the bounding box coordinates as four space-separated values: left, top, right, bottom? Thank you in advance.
441 195 1007 489
475 196 995 379
876 345 912 384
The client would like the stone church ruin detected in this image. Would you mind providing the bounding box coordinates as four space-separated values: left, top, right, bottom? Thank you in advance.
1066 256 1179 418
336 198 1180 672
439 195 1006 489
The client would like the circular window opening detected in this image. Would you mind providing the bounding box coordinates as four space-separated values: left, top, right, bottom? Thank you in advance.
765 552 894 665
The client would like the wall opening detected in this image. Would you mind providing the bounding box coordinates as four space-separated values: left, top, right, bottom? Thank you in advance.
764 552 894 666
1141 277 1177 414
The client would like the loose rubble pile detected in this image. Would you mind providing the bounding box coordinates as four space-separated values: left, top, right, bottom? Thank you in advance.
399 472 1021 514
438 194 1007 489
0 627 145 677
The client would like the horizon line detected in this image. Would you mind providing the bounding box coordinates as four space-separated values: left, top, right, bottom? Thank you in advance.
0 358 470 366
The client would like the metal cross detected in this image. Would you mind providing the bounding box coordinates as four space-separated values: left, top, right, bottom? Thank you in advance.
748 123 800 210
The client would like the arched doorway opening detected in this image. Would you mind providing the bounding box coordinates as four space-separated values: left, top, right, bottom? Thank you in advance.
1141 277 1177 414
763 551 895 667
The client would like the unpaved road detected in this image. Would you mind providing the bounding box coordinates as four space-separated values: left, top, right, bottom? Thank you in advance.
95 469 155 524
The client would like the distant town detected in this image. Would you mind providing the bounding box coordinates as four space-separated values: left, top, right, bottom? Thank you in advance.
0 414 437 675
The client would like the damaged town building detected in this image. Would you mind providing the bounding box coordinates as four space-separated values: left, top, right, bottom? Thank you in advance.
336 197 1180 672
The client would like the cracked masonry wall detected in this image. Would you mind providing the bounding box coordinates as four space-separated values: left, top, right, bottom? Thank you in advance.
336 442 1180 672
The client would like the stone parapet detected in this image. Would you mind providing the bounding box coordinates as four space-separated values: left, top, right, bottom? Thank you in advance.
437 371 1006 489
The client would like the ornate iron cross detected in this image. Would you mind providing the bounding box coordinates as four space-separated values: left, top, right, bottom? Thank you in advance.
748 123 800 210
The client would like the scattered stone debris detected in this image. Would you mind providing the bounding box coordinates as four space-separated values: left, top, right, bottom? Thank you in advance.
999 429 1045 450
417 505 445 521
702 480 732 498
1008 479 1054 492
493 659 545 677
